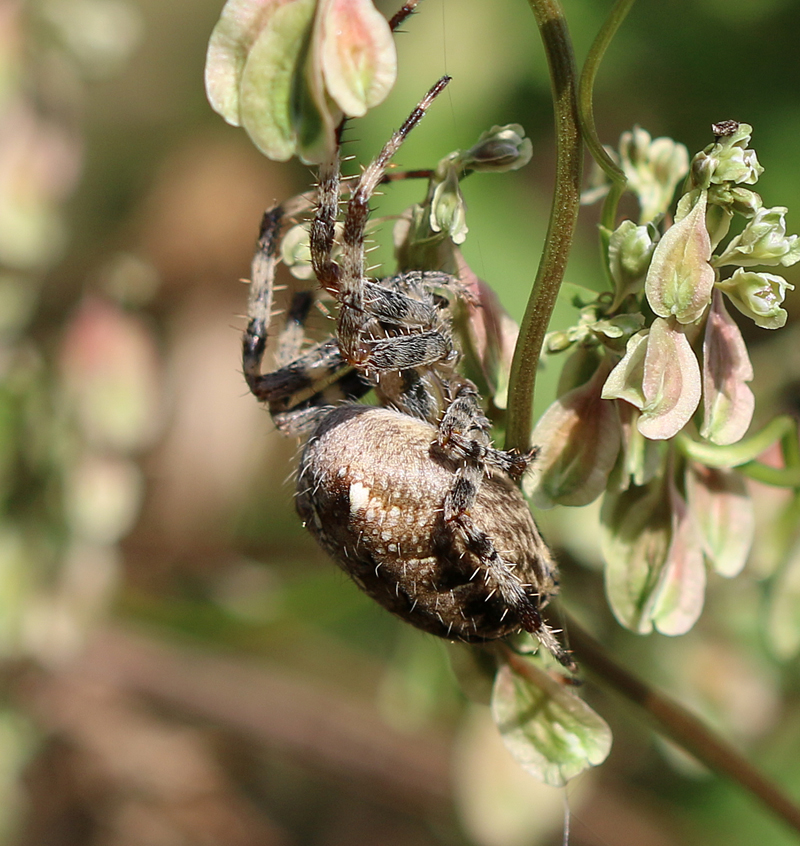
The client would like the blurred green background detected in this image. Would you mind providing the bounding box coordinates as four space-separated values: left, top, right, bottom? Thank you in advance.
3 0 800 844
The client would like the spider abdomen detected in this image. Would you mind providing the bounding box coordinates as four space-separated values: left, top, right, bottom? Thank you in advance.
296 405 558 642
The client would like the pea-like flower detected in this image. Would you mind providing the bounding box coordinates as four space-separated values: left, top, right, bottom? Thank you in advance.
716 268 794 329
607 220 657 305
618 127 689 223
430 164 469 245
713 206 800 268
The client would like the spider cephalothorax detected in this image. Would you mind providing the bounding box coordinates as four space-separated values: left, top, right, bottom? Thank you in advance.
242 77 571 666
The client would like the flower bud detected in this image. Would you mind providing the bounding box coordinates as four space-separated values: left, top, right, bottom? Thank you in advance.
710 123 763 185
280 222 314 279
462 124 533 173
607 220 656 302
430 164 468 245
714 206 800 268
690 123 763 191
716 268 794 329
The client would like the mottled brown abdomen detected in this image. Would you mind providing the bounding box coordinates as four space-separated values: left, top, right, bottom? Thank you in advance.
296 405 558 641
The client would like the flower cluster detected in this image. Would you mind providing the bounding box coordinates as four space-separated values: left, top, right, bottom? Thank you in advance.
527 124 797 636
205 0 397 163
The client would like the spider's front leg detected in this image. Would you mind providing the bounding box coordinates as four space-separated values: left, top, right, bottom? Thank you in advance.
309 77 452 368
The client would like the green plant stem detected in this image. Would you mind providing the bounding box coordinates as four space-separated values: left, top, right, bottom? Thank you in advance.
578 0 634 232
505 0 582 452
577 0 635 300
677 415 800 488
566 617 800 836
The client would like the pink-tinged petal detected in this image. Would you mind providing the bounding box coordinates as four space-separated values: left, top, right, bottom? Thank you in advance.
319 0 396 117
649 483 706 635
645 190 715 324
701 290 754 445
686 463 754 577
455 254 519 410
602 476 707 635
527 362 622 509
601 330 648 409
205 0 286 125
638 318 701 440
601 479 672 634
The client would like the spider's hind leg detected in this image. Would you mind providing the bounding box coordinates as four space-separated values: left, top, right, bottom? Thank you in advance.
435 385 571 665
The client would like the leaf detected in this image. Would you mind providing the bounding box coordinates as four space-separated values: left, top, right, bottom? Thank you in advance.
645 190 714 324
685 463 753 577
527 362 621 508
701 290 755 445
491 661 611 787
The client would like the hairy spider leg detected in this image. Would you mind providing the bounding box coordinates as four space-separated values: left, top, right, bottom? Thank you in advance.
437 385 574 669
308 76 452 370
243 205 283 392
242 207 370 437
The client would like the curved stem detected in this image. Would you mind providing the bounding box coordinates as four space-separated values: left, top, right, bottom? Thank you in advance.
505 0 582 452
578 0 635 231
566 616 800 835
578 0 636 301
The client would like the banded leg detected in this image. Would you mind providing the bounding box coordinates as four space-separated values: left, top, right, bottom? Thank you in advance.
336 76 451 364
243 205 283 395
436 386 572 664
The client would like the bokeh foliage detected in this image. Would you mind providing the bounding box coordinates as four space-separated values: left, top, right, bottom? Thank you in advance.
2 1 800 845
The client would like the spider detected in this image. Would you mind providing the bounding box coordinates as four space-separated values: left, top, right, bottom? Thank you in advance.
242 76 572 668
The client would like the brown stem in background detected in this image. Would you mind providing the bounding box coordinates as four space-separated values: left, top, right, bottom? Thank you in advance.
565 617 800 836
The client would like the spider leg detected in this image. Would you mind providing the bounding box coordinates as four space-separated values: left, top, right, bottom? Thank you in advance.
437 384 536 479
336 76 451 364
243 207 370 436
243 205 283 392
436 385 570 663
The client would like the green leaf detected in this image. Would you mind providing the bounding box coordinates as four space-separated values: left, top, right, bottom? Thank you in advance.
491 660 612 787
